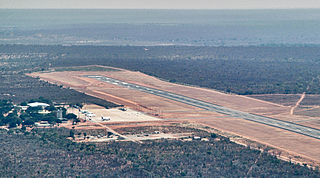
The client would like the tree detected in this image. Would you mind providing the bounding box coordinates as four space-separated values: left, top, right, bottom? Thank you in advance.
210 133 217 139
0 100 14 115
26 106 42 114
66 113 77 120
69 130 75 139
73 118 80 124
20 102 28 106
6 113 22 128
23 119 35 126
45 105 56 112
8 121 17 128
42 115 58 124
20 112 31 121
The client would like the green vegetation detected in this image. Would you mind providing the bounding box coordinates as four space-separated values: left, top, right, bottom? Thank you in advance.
0 100 14 115
0 100 20 127
0 127 318 177
47 45 320 95
0 99 76 128
53 66 120 72
0 45 119 107
2 45 320 95
0 72 119 107
1 45 320 176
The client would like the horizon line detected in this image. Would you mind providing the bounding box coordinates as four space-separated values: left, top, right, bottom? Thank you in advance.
1 8 320 10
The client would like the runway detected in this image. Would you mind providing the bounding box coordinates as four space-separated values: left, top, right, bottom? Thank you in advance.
87 75 320 140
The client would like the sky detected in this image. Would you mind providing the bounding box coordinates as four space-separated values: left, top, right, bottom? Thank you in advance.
1 0 320 9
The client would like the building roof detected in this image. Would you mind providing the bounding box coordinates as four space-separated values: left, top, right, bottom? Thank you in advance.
27 102 50 108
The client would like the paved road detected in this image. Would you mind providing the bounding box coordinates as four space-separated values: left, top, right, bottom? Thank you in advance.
87 75 320 140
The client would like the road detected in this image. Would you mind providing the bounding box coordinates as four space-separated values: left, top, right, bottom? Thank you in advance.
87 75 320 140
290 92 305 115
88 115 142 143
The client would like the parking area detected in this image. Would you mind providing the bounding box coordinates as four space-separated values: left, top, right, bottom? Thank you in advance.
68 104 161 123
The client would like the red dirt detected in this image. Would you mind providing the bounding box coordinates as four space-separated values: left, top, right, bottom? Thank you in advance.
28 66 320 166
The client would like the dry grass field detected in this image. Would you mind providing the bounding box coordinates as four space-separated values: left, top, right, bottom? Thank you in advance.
29 66 320 166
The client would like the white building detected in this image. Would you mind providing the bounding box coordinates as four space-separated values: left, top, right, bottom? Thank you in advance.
27 102 50 108
57 109 63 119
35 121 51 127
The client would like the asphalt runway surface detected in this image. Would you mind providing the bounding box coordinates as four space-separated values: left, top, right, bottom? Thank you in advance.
87 75 320 140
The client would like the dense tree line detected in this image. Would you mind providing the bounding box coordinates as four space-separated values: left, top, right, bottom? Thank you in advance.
3 45 320 95
0 47 119 107
0 127 318 177
48 45 320 95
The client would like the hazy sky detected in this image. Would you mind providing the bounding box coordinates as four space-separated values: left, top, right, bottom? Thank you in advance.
1 0 320 9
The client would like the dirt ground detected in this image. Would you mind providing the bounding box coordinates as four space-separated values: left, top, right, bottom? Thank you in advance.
29 66 320 166
78 132 194 143
249 94 302 106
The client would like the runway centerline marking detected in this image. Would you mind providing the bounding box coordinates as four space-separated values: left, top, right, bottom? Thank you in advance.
86 75 320 140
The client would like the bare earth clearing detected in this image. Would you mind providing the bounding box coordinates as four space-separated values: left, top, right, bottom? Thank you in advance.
29 66 320 167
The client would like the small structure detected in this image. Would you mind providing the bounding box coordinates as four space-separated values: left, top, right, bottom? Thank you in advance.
19 106 29 111
81 110 89 114
86 113 96 117
201 138 209 142
193 136 201 140
35 121 51 127
38 110 51 114
57 109 63 119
